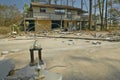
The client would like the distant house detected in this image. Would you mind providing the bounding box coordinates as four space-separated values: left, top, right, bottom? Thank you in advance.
25 1 87 32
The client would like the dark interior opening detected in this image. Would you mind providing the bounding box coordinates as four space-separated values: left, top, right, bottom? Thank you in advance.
27 20 35 31
51 20 64 29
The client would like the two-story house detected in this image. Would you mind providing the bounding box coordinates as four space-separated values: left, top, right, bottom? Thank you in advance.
25 2 87 32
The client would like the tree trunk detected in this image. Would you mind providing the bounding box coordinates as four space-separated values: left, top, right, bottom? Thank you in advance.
101 0 105 30
48 0 51 4
60 0 62 5
88 0 92 30
98 0 102 30
72 0 75 7
67 0 68 6
94 0 97 30
98 0 105 30
54 0 58 4
81 0 83 9
110 0 112 27
105 0 108 30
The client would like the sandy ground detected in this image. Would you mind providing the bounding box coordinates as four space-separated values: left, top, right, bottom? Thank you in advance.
0 36 120 80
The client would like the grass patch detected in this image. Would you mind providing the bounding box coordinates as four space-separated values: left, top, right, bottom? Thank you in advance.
0 27 10 35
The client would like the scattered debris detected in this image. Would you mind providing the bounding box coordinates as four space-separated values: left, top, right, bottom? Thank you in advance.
92 41 101 45
85 40 90 43
1 51 9 55
10 49 21 53
68 39 73 41
11 31 17 35
74 33 82 36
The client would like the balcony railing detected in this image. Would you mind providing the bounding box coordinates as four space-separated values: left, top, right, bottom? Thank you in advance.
26 12 81 20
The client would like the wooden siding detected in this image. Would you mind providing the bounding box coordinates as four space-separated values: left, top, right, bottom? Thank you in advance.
35 20 51 32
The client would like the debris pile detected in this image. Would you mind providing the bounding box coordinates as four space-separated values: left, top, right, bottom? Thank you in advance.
103 31 120 42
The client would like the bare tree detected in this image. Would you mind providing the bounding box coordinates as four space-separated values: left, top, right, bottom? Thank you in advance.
71 0 76 7
81 0 83 9
88 0 92 30
105 0 108 30
54 0 58 4
98 0 105 30
48 0 51 4
93 0 97 30
67 0 68 6
0 5 22 27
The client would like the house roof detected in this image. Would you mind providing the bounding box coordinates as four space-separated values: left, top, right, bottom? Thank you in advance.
31 2 87 13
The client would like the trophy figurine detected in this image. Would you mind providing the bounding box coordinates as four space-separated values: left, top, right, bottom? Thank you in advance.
35 61 45 80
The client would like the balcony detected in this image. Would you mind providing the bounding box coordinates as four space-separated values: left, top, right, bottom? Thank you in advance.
26 12 81 20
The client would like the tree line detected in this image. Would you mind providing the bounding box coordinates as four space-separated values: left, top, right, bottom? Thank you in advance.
0 4 22 27
89 0 120 30
33 0 120 30
0 0 120 31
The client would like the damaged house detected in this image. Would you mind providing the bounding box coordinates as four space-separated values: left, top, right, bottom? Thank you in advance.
25 0 87 32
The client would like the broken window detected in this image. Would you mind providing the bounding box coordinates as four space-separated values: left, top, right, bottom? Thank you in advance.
40 8 46 12
55 9 65 15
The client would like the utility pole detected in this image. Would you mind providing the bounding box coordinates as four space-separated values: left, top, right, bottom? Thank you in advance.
88 0 92 30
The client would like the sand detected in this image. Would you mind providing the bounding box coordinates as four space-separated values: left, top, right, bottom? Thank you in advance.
0 36 120 80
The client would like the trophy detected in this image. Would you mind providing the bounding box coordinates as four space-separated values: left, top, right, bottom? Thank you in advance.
35 61 45 80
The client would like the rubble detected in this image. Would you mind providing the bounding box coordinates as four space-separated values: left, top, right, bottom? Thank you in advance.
92 41 101 45
1 51 9 55
1 49 21 56
10 49 21 53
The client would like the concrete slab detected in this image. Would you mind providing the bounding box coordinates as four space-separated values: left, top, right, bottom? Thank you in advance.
5 66 62 80
0 59 15 79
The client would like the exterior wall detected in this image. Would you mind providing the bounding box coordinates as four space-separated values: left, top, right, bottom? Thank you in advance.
33 7 40 13
33 7 55 13
46 8 55 13
35 20 51 32
71 10 77 15
71 10 81 20
32 6 81 20
64 20 68 29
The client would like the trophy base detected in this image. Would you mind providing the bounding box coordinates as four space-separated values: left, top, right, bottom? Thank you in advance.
35 75 45 80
